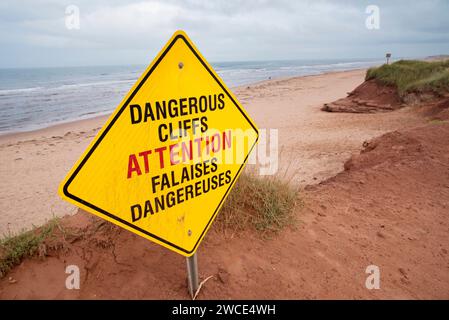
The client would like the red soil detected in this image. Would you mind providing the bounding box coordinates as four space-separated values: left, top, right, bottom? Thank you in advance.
322 80 403 113
1 119 448 299
419 97 449 120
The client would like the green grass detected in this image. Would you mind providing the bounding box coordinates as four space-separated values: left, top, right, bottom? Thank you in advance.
366 59 449 96
428 119 448 125
0 218 59 278
0 174 298 277
216 172 298 236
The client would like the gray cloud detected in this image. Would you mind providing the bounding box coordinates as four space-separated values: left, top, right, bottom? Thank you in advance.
0 0 448 67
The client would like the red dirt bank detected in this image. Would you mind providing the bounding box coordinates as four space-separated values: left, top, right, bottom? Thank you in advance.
322 80 404 113
1 118 448 299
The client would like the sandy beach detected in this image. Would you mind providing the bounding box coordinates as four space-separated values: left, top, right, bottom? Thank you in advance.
1 63 449 299
0 69 426 236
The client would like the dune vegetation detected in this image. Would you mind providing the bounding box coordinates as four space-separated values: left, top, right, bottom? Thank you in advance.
366 59 449 96
0 218 59 278
217 172 298 236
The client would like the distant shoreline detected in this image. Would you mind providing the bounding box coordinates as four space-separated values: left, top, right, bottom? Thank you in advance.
0 67 373 142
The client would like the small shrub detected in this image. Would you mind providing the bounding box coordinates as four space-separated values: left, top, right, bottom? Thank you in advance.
216 172 298 236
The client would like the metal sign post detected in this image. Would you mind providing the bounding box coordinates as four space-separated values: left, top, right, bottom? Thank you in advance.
186 253 199 298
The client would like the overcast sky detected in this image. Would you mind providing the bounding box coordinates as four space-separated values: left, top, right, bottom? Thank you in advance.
1 0 448 68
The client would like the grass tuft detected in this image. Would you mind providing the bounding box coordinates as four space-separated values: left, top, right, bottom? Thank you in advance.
0 174 299 277
0 218 59 278
428 119 448 125
216 171 298 236
366 59 449 96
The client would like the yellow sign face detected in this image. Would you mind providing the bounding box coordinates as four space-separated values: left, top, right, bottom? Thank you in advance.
58 30 258 256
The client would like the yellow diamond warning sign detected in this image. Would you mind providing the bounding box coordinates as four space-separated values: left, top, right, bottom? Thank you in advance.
58 30 258 256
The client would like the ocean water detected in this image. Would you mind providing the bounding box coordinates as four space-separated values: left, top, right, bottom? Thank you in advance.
0 59 384 134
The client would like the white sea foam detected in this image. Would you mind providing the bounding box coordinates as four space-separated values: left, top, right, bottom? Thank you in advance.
0 87 43 96
0 59 388 134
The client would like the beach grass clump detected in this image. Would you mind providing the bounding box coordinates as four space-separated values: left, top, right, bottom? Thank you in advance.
366 59 449 96
216 171 298 236
0 218 59 278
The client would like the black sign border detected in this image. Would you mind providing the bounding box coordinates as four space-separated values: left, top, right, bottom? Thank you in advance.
63 34 259 255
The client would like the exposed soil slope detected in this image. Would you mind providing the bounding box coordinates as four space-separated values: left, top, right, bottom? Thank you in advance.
322 80 404 113
1 120 448 299
419 97 449 120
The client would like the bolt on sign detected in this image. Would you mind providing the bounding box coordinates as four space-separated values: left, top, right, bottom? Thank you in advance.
58 30 259 257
